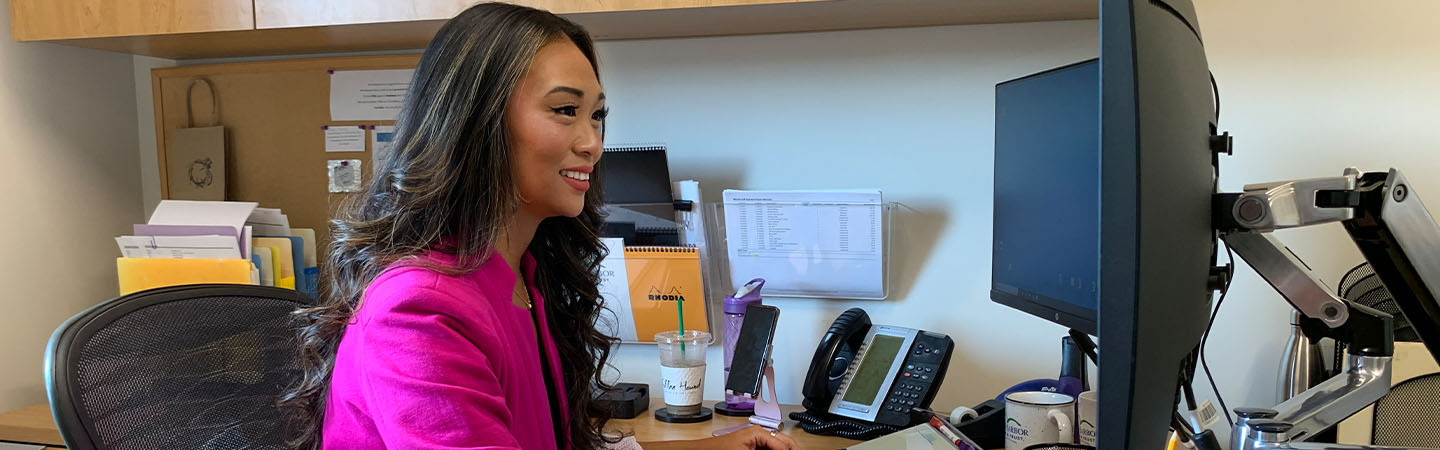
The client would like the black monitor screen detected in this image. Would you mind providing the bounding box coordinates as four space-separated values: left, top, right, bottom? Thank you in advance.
991 59 1100 335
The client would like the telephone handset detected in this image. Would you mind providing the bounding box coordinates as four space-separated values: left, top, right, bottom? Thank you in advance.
800 308 954 428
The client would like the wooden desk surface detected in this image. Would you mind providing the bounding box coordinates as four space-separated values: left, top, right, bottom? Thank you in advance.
0 403 64 449
0 399 860 450
607 398 860 450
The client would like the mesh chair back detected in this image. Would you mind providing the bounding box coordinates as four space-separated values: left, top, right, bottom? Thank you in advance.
45 284 311 450
1338 263 1419 342
1372 373 1440 447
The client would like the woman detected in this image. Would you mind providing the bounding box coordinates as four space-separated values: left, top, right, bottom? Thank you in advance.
280 3 801 450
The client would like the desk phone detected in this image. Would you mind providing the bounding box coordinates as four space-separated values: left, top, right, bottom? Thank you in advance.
801 308 954 428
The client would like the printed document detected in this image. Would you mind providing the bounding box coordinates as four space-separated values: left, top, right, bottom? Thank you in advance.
722 189 885 298
329 69 413 121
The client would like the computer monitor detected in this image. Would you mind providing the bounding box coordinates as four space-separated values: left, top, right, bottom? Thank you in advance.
991 59 1100 336
991 1 1219 449
1099 1 1218 448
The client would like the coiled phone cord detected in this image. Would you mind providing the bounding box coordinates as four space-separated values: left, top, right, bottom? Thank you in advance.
788 410 899 440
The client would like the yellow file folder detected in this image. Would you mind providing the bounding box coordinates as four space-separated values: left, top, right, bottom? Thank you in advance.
117 258 253 295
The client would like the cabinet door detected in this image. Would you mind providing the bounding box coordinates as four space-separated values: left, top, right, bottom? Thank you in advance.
9 0 254 41
254 0 812 29
255 0 474 29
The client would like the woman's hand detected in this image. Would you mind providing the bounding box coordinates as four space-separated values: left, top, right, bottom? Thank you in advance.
639 425 801 450
702 425 801 450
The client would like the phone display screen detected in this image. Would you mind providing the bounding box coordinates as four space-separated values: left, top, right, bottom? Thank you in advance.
841 334 905 404
724 305 780 396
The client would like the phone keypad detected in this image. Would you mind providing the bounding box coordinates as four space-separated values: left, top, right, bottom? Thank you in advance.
880 334 952 422
872 332 953 427
884 362 939 414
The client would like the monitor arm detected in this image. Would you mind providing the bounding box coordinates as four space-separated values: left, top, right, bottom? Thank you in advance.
1215 168 1440 450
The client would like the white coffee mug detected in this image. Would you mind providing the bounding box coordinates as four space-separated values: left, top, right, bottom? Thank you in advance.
1077 390 1098 447
1005 391 1075 450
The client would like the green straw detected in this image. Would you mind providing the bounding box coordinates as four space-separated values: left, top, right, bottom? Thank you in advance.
677 294 686 354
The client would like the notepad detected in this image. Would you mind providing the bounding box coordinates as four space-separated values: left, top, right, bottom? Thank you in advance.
624 246 708 342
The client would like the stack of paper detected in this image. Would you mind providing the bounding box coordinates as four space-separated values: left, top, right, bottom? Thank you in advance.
115 200 319 297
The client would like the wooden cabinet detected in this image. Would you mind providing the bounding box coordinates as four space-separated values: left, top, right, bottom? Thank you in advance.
252 0 818 29
9 0 254 41
8 0 1096 59
254 0 472 29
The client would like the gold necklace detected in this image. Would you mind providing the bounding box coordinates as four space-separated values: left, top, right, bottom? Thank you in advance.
513 279 533 310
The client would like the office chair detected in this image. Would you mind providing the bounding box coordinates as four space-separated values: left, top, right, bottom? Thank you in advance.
1371 372 1440 446
1333 263 1440 447
45 284 312 450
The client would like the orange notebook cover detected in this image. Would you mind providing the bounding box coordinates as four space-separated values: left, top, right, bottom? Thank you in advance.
624 246 708 342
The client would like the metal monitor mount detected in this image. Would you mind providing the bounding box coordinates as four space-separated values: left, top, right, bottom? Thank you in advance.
1217 168 1440 450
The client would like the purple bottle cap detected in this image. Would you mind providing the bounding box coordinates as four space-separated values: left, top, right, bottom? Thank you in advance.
723 278 765 314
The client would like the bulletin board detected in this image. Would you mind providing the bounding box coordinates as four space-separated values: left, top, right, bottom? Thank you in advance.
152 54 421 246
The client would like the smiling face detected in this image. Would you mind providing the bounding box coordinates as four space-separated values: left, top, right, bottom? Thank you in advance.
505 38 607 220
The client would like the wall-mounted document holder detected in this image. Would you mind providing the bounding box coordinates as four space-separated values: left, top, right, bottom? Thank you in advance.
705 200 895 301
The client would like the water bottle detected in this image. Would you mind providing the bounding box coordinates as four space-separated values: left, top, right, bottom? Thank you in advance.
719 278 765 414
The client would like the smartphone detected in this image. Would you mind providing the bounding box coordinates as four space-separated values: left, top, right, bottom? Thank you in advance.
724 304 781 397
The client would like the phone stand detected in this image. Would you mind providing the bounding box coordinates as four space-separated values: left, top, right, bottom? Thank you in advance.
748 362 783 429
710 360 785 436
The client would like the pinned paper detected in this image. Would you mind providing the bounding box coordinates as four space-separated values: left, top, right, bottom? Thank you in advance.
328 160 363 193
329 69 413 121
371 125 397 157
324 125 365 152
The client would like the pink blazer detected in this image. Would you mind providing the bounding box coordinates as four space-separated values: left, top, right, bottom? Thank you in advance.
323 249 570 449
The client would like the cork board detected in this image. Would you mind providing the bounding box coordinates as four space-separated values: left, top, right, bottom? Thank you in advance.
153 54 421 247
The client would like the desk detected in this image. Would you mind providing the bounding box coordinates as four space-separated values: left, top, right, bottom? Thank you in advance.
0 404 63 449
0 400 858 450
608 398 860 449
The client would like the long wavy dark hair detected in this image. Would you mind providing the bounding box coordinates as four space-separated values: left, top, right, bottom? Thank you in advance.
279 3 616 449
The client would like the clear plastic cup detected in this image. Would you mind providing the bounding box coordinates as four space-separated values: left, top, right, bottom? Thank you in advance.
655 330 711 415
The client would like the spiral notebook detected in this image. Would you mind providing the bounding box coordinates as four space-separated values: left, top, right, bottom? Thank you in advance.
597 145 672 205
602 245 708 343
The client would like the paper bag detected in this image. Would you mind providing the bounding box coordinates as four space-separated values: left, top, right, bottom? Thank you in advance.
168 78 226 200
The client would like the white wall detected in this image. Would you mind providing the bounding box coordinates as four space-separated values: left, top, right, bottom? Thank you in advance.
1194 0 1440 441
133 56 176 219
596 20 1100 409
0 4 142 410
